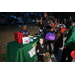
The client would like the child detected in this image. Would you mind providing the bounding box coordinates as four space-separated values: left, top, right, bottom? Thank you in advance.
36 38 47 62
54 28 63 54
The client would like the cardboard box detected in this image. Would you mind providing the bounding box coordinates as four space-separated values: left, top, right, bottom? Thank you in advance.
22 37 29 44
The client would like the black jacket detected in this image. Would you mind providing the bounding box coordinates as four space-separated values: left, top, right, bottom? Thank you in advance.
36 43 47 55
54 32 63 48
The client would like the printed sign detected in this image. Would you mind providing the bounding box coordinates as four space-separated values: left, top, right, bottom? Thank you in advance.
49 36 54 39
28 47 36 58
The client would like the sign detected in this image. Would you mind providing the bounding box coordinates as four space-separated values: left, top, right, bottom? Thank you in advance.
28 47 36 58
32 43 37 47
49 36 54 39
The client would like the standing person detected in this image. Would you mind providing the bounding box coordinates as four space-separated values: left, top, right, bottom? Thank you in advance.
66 21 69 29
54 28 63 54
36 38 47 62
60 25 75 62
38 22 44 36
69 21 72 29
39 12 57 56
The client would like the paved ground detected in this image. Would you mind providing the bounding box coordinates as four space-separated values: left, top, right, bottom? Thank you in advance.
49 37 75 62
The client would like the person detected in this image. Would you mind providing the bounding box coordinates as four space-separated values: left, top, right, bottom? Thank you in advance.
39 12 57 35
60 24 75 62
38 22 44 36
66 21 69 29
39 12 57 56
20 25 36 37
54 28 63 54
36 38 47 62
58 21 66 28
69 21 72 29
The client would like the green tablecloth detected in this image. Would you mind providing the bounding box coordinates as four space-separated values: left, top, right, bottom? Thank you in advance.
6 35 41 62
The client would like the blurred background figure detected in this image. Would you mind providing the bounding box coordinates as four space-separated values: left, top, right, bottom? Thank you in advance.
54 28 63 54
66 20 69 29
60 21 75 62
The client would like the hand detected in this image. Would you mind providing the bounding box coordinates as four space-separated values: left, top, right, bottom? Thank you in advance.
30 34 33 36
43 53 45 56
33 35 36 37
50 29 54 32
37 49 39 53
40 17 43 25
64 45 66 49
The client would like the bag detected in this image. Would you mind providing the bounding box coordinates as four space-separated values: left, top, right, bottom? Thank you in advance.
45 32 56 41
71 50 75 59
44 53 50 62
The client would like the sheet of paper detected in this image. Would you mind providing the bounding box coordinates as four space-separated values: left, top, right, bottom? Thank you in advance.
28 47 36 58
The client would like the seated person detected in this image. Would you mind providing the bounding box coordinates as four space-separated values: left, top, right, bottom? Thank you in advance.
20 25 36 37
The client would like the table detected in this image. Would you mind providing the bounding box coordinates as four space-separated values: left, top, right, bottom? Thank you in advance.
6 35 41 62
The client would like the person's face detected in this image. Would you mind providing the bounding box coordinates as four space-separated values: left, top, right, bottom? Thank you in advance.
23 26 27 31
39 39 43 45
43 12 48 19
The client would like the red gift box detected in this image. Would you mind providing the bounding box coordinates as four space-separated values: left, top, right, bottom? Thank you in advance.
14 32 24 43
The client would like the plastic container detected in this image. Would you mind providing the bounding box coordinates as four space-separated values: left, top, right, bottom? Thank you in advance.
28 36 34 42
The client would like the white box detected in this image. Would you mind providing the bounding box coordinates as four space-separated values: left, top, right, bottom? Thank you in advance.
22 37 29 44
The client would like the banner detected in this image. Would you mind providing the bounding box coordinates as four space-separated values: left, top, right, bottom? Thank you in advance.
28 47 36 58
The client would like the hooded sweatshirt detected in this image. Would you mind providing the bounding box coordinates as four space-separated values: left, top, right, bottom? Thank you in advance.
65 25 75 50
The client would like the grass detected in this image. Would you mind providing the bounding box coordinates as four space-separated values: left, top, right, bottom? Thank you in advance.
0 24 39 62
0 53 6 61
2 47 6 49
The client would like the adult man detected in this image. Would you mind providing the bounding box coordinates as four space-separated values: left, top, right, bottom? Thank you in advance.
39 12 57 55
60 24 75 62
39 12 57 35
20 25 35 37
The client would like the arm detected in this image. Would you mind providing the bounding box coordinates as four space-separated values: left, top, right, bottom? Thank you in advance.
65 31 75 46
52 21 58 30
36 44 39 53
26 30 36 36
50 17 58 31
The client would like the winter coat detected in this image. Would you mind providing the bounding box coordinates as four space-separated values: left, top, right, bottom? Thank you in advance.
65 25 75 50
